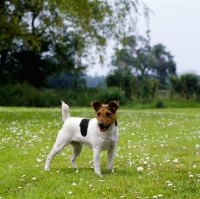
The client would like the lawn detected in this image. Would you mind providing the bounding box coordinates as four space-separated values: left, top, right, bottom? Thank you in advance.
0 106 200 199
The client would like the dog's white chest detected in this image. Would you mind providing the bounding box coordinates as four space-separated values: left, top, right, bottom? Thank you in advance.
100 140 112 150
98 131 118 151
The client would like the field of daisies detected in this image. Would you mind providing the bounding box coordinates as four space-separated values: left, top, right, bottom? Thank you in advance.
0 106 200 199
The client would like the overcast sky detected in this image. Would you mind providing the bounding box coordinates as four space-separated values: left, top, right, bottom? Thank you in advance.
139 0 200 75
87 0 200 76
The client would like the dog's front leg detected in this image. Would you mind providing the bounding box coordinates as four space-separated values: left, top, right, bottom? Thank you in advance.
108 145 116 173
93 148 101 176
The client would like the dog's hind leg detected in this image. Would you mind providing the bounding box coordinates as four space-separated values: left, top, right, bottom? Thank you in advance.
44 143 68 170
44 133 70 170
70 141 82 169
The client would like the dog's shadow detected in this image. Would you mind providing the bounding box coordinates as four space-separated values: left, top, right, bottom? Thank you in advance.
53 167 134 177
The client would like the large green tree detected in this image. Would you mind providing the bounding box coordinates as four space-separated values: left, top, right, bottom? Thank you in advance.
0 0 143 87
111 35 176 88
151 44 176 88
107 35 176 102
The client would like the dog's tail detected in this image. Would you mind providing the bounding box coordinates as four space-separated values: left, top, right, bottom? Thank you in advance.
61 101 70 122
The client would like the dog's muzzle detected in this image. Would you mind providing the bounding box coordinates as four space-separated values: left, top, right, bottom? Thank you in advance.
99 122 110 132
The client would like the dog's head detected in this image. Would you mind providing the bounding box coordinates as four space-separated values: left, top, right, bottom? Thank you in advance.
91 100 119 132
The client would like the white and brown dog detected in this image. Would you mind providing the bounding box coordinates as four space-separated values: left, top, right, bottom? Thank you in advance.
44 100 119 176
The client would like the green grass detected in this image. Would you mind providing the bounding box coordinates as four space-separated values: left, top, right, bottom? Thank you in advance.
0 106 200 199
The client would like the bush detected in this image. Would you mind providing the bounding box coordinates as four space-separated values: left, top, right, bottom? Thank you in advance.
0 83 59 107
97 87 126 105
0 84 126 107
155 100 165 108
169 74 200 100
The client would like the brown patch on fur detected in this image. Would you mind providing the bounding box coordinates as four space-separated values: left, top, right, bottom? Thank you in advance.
91 100 119 132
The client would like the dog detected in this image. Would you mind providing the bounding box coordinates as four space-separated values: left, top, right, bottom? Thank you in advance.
44 100 119 176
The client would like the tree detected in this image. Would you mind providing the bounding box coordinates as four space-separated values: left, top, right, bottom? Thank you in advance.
170 74 200 99
0 0 143 87
151 44 176 88
107 35 176 102
111 36 152 77
106 68 134 100
49 72 86 89
111 35 176 88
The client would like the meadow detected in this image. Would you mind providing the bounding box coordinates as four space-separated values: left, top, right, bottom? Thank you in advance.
0 106 200 199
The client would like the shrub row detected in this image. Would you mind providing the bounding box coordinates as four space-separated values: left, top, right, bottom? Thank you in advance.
0 83 127 107
0 83 200 108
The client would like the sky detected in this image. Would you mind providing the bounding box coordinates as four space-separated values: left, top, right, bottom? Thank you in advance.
87 0 200 76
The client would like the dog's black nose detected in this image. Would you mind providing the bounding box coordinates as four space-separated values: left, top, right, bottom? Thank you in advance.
99 121 104 127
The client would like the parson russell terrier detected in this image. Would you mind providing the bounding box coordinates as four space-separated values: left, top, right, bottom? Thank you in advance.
44 100 119 176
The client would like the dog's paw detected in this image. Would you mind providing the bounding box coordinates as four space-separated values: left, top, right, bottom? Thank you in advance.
94 169 102 177
44 166 50 171
108 169 114 173
96 173 102 178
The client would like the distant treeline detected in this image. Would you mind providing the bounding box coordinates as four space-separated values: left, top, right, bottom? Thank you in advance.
0 72 200 108
49 72 106 89
0 83 125 107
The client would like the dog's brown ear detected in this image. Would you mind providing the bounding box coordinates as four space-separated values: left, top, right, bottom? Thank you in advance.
91 100 102 112
108 100 119 113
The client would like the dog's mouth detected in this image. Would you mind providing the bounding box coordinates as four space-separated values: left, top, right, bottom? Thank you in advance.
99 124 110 132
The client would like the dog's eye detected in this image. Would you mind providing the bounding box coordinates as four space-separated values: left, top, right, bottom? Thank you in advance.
97 112 100 116
106 112 111 116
